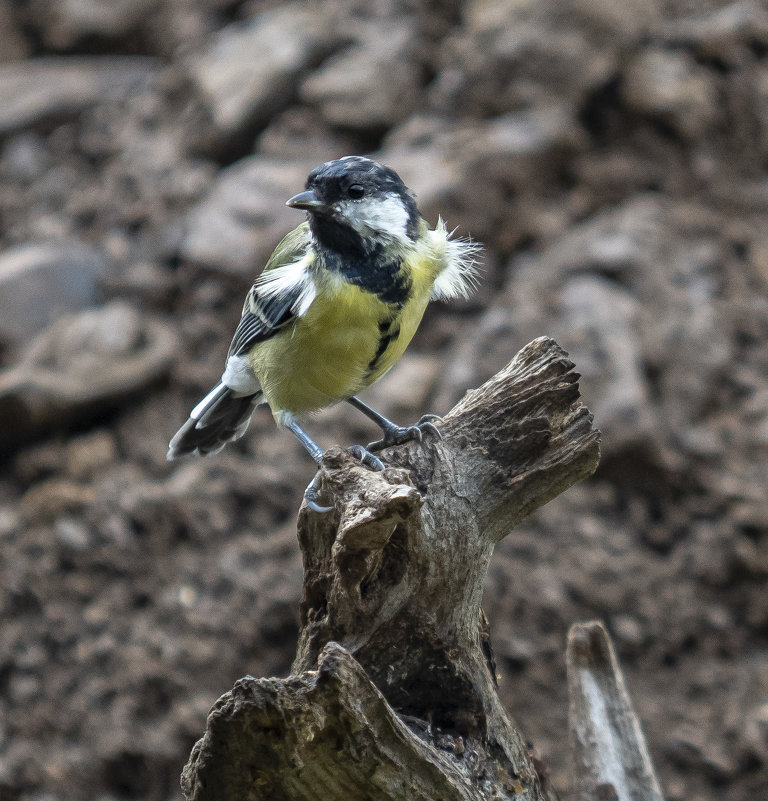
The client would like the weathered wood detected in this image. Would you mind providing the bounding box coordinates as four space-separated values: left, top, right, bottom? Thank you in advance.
567 621 665 801
182 337 601 801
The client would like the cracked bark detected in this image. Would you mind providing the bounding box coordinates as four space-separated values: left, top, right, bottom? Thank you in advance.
182 336 602 801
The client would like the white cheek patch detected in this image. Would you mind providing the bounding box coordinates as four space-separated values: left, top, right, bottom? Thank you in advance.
343 194 411 242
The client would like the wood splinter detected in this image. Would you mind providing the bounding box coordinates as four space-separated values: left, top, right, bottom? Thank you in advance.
567 620 665 801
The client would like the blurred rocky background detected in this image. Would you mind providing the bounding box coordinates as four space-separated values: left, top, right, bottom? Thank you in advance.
1 0 767 799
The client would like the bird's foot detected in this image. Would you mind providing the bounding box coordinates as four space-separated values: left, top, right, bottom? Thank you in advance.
303 472 333 513
367 414 443 452
347 444 386 471
302 446 386 513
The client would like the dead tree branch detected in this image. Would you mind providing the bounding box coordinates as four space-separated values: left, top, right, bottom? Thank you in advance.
567 621 665 801
182 336 601 801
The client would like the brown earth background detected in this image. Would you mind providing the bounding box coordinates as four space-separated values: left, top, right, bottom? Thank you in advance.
1 1 768 799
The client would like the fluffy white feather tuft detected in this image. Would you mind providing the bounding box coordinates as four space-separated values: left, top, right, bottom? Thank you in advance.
254 254 317 316
430 218 482 300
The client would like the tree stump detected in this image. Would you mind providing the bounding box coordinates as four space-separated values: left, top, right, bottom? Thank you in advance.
182 336 601 801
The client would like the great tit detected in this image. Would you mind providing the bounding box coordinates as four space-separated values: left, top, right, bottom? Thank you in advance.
168 156 479 506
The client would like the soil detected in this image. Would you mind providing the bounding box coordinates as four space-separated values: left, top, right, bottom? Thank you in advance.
1 1 767 800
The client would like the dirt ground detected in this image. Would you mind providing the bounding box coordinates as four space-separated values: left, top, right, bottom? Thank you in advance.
1 1 768 799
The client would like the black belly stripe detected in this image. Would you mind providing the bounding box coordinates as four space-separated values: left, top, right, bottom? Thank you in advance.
366 320 400 374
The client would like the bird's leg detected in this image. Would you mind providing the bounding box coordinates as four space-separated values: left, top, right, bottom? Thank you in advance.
285 418 385 512
346 396 442 453
285 418 325 463
285 420 332 512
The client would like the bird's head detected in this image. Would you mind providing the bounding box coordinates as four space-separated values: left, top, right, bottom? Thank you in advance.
287 156 420 255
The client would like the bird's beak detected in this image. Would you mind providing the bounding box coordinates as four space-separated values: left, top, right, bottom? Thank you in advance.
286 190 329 213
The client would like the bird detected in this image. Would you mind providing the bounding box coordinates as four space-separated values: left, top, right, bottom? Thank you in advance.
168 155 479 508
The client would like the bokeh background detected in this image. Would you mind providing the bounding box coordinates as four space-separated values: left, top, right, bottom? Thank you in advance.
1 1 768 799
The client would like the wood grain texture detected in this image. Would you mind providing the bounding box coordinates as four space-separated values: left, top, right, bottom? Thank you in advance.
182 337 601 801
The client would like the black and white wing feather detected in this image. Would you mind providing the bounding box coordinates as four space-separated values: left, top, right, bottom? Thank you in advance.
168 224 316 459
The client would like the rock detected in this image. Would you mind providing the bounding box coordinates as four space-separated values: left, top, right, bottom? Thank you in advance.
301 22 421 131
27 0 162 50
179 155 318 277
515 197 733 434
0 1 29 62
623 48 720 139
611 614 646 647
0 57 157 136
0 301 177 450
430 0 659 117
380 120 476 229
256 107 360 161
53 517 92 551
20 479 96 522
658 1 768 63
557 275 655 451
356 353 441 422
433 195 739 463
382 107 579 246
186 4 339 143
0 240 111 346
1 132 52 181
64 431 118 480
744 702 768 764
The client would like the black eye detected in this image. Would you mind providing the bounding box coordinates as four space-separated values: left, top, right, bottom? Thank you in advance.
347 184 365 199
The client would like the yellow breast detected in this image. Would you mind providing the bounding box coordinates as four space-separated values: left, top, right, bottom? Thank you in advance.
249 248 439 419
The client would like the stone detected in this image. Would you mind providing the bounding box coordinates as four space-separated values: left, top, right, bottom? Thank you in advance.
429 0 658 117
0 0 29 62
0 240 111 346
64 431 118 480
356 353 441 423
186 4 339 141
179 155 318 277
433 195 739 464
382 107 580 248
53 517 92 550
0 302 177 450
256 107 360 161
0 57 157 136
659 1 768 63
557 275 655 451
390 106 577 183
28 0 162 49
301 22 420 131
1 132 51 181
623 48 720 139
380 121 473 227
744 702 768 764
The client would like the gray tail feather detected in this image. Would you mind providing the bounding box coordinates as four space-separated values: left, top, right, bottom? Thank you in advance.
167 382 263 459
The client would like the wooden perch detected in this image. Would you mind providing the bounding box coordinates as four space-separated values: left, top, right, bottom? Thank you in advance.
182 336 601 801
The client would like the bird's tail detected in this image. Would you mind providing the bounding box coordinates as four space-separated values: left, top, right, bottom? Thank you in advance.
167 382 263 459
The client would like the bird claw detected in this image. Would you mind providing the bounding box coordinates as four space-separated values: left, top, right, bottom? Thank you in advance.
303 473 333 513
347 445 386 471
303 445 387 512
367 414 443 452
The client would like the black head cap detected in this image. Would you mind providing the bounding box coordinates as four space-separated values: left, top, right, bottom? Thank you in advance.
290 157 421 255
306 156 410 200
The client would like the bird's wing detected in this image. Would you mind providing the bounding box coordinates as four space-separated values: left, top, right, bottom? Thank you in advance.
227 224 314 358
